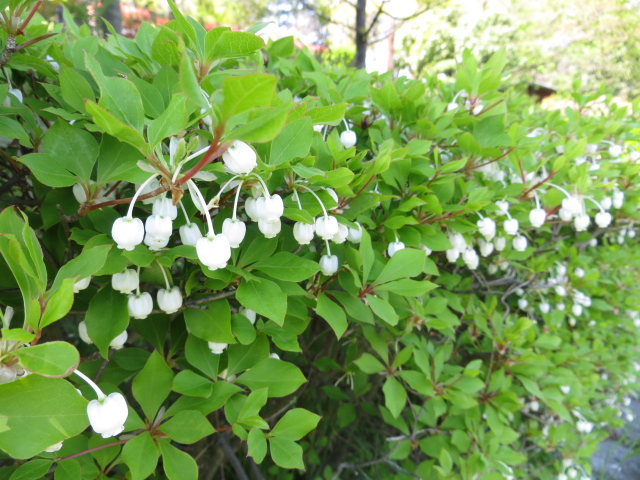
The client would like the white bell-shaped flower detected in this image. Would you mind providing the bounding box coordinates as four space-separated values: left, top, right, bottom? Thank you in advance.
179 223 202 246
319 254 339 275
73 183 88 203
315 216 339 240
518 298 529 310
595 211 613 228
157 286 183 314
196 234 231 270
601 197 612 210
208 342 228 354
109 330 128 350
555 145 564 154
244 197 260 221
562 196 582 216
340 130 357 148
462 248 479 270
152 197 178 220
539 302 550 314
73 277 91 293
503 218 519 236
112 269 139 294
574 213 590 232
144 233 170 251
145 215 172 239
613 189 625 209
446 248 460 263
555 285 567 297
487 264 498 274
420 244 432 255
574 267 585 278
495 200 510 216
239 307 257 324
255 195 284 222
558 208 573 221
112 217 144 251
477 218 496 241
222 218 246 248
608 144 623 157
512 235 528 252
448 232 467 251
332 224 349 244
586 143 598 154
0 364 16 384
258 219 281 238
493 236 506 251
78 321 93 344
87 392 129 438
572 304 583 316
222 140 257 175
447 102 458 112
128 292 153 319
387 241 405 257
478 239 494 257
293 222 315 245
44 442 63 453
346 222 363 243
529 208 546 228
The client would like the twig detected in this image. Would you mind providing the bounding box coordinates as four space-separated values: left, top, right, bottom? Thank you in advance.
58 439 129 460
217 434 250 480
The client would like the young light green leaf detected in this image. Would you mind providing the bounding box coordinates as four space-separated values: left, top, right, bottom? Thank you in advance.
158 439 198 480
158 410 214 444
14 341 80 378
270 408 321 441
236 358 306 397
121 432 159 480
315 293 347 339
132 350 174 421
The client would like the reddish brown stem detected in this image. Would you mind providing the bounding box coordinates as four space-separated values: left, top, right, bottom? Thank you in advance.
14 32 57 52
59 439 129 461
338 174 376 209
175 125 226 186
468 148 515 171
520 170 558 199
79 185 170 216
16 1 42 34
474 99 504 117
420 209 466 225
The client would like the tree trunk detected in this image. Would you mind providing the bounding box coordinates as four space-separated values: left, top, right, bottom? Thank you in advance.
354 0 367 69
102 0 122 35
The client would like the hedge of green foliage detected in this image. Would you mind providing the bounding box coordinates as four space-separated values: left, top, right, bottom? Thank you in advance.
0 1 639 479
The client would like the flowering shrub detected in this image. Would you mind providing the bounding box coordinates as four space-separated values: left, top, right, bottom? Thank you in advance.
0 2 639 479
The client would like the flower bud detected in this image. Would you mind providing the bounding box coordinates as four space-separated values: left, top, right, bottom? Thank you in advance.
44 442 63 453
112 269 139 294
112 217 144 251
446 248 460 262
196 234 231 270
244 197 260 221
293 222 315 245
74 277 91 293
462 248 479 269
447 102 458 112
78 321 93 344
152 197 178 220
332 224 349 244
346 223 363 243
388 241 405 257
340 130 357 148
493 236 506 251
179 223 202 246
608 144 623 157
222 140 258 175
558 208 573 221
145 215 172 239
574 213 590 232
593 211 611 228
144 233 170 251
128 292 153 319
555 285 567 297
574 267 585 278
73 183 88 203
503 218 519 236
478 239 494 257
557 303 565 311
539 302 550 314
601 197 612 210
586 143 598 154
529 208 546 228
208 342 228 354
613 189 624 209
572 304 583 316
319 254 339 275
315 216 339 240
487 264 498 274
87 392 128 438
477 218 496 240
555 145 564 154
562 196 582 216
222 218 246 248
157 286 183 314
496 200 510 216
256 195 284 222
239 307 257 324
448 232 467 251
518 298 528 310
258 219 281 238
420 244 432 255
512 235 528 252
109 330 128 350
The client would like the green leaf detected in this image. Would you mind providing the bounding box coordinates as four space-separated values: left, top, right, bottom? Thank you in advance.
269 117 313 166
40 115 99 178
147 94 188 149
222 74 277 120
354 353 386 374
236 358 306 397
236 278 287 326
252 252 320 281
270 408 321 441
269 437 304 470
184 300 234 343
375 248 426 285
85 286 129 358
158 439 198 480
18 153 77 187
40 277 75 328
179 51 207 108
206 31 264 62
306 103 347 126
226 335 270 376
185 334 220 379
383 376 406 418
8 459 52 480
166 0 198 52
172 370 213 398
54 459 82 480
315 293 348 339
97 134 149 183
0 116 31 147
51 244 111 293
226 103 292 143
1 328 35 343
360 229 374 283
59 65 95 114
121 432 159 480
375 279 438 297
366 295 399 325
14 341 79 377
85 101 150 156
0 376 88 459
132 350 174 420
247 428 267 464
159 410 214 444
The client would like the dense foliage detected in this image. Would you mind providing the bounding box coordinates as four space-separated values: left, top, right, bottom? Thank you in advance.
0 1 639 479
